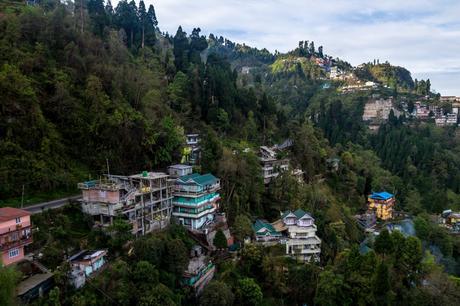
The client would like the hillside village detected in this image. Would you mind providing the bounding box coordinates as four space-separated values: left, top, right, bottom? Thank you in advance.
1 1 460 306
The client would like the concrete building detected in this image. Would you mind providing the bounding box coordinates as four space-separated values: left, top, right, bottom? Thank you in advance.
282 209 321 262
367 192 395 221
172 173 221 230
168 164 193 178
362 97 400 122
0 207 32 266
182 245 215 295
79 171 173 236
69 250 107 288
259 146 290 184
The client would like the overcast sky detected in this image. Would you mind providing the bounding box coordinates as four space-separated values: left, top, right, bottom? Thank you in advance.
118 0 460 95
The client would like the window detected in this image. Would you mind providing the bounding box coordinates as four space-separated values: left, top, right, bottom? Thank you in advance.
15 217 21 224
9 248 20 258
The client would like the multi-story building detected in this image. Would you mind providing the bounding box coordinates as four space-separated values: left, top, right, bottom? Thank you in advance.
282 209 321 262
184 134 201 164
69 249 107 288
362 97 400 122
259 146 290 184
367 191 395 220
182 245 215 295
0 207 32 266
79 171 173 236
172 173 221 230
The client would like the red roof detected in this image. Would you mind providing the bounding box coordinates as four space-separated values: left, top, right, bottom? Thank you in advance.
0 207 30 222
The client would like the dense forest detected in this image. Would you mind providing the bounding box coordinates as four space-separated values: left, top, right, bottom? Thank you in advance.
1 1 460 305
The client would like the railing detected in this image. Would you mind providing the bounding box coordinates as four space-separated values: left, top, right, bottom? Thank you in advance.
0 236 33 251
173 184 221 196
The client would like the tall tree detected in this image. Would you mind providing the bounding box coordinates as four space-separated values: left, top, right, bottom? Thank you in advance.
138 0 147 48
173 26 190 72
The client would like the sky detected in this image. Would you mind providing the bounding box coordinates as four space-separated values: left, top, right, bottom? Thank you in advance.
118 0 460 95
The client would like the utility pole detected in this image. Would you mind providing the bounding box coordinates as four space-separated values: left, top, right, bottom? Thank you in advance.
21 185 25 208
106 158 110 177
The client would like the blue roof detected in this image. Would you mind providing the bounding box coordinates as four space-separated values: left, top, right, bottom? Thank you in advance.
370 191 394 200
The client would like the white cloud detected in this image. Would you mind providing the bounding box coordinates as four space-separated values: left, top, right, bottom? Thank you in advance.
113 0 460 95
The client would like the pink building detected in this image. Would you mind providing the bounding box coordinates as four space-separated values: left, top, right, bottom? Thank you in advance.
0 207 32 266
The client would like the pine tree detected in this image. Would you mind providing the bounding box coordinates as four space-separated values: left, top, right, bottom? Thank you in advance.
138 0 147 48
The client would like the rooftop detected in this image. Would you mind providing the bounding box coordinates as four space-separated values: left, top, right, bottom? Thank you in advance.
281 208 313 220
253 219 281 236
69 250 107 262
169 164 193 170
177 173 218 186
0 207 30 222
369 191 394 201
129 171 169 180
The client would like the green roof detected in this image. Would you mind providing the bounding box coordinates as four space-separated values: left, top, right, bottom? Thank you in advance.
253 219 281 236
281 209 312 220
178 173 218 186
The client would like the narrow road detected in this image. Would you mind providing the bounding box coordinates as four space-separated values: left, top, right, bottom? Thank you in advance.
23 195 81 214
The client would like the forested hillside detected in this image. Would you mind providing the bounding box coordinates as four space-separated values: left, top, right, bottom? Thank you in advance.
1 1 460 305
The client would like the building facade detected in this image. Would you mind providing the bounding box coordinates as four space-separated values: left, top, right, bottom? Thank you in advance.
172 173 221 230
79 171 173 236
259 146 290 184
368 191 395 220
0 207 32 266
69 249 107 288
282 209 321 262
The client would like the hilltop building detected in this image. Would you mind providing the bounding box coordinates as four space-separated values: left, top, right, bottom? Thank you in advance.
78 171 173 236
172 173 221 230
0 207 32 266
367 192 395 220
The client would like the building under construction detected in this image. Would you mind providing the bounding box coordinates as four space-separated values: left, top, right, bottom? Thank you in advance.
78 171 173 236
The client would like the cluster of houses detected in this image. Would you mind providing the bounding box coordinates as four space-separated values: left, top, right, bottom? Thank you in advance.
411 100 459 127
253 209 322 262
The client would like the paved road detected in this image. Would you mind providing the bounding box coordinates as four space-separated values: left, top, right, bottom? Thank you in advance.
23 195 82 214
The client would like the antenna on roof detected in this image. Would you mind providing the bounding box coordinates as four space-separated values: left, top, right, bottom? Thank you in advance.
106 158 110 178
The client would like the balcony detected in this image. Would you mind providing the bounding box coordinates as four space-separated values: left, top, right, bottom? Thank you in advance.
0 235 33 251
173 184 221 197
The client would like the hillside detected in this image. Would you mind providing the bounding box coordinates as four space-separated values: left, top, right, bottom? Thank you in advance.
1 1 460 306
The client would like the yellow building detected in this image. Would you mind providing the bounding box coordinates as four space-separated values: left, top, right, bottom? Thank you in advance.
367 192 395 220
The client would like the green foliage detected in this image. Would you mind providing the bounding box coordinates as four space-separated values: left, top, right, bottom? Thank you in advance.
232 214 253 242
200 281 234 306
0 261 20 306
236 277 263 306
213 229 228 249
